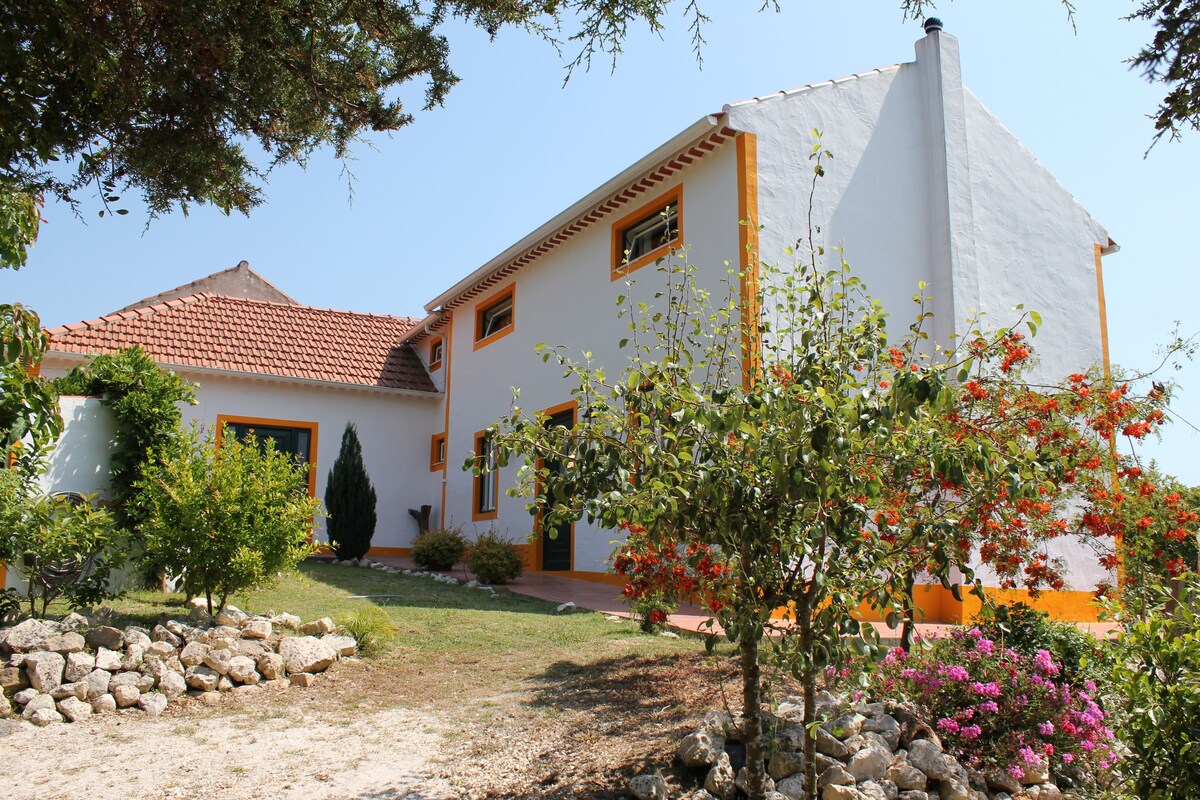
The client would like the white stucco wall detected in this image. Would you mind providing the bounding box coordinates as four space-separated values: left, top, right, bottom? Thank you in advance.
440 145 742 572
38 360 444 552
39 396 116 499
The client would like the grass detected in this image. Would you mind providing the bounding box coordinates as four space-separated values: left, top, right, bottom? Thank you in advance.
86 561 713 707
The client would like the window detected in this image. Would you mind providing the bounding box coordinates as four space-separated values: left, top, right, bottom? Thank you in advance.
473 429 498 520
611 186 683 279
429 337 443 371
474 286 515 350
429 433 447 471
216 415 318 496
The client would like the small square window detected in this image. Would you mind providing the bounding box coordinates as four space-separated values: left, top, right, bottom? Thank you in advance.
429 337 443 370
429 433 447 471
612 186 683 279
474 286 515 349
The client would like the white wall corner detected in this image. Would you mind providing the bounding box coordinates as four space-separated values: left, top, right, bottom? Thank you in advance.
915 29 981 347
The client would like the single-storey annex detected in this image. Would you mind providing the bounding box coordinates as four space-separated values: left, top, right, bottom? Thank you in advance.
27 24 1116 622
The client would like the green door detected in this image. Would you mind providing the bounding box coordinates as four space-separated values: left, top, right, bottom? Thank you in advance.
541 408 574 571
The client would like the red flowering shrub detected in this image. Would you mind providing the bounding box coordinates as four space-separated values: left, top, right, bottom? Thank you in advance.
872 628 1116 787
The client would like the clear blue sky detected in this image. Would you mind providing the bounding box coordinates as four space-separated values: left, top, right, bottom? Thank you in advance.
3 1 1198 481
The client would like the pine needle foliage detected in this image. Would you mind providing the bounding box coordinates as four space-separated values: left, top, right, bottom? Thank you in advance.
325 421 378 560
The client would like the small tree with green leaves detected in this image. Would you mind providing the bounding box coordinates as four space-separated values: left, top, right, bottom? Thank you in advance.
137 423 321 613
324 421 377 560
0 302 61 474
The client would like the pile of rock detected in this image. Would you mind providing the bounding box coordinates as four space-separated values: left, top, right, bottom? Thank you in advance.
329 556 498 594
0 605 357 727
630 692 1071 800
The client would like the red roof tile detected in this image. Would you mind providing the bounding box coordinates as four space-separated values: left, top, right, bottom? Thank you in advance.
47 293 437 393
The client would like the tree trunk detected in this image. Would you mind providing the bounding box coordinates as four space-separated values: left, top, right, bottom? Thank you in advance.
740 634 769 800
205 590 213 615
900 570 917 653
800 613 819 800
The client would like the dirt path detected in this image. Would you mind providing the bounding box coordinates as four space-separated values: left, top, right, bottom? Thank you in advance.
2 684 449 800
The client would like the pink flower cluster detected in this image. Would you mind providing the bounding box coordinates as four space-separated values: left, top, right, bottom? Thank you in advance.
871 627 1115 781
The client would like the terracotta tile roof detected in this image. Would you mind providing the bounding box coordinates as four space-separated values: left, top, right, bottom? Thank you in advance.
47 293 437 393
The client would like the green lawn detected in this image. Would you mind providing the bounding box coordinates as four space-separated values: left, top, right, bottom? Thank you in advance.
99 561 712 706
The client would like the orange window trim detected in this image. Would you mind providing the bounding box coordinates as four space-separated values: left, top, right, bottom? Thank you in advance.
611 184 685 281
471 428 499 521
473 284 516 351
429 336 444 372
215 414 319 498
429 432 447 471
533 401 578 571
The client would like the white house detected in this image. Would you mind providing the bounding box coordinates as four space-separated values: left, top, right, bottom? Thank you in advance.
24 23 1114 622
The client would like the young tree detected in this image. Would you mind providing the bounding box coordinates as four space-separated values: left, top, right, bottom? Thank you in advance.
325 421 378 560
137 423 321 613
0 303 61 474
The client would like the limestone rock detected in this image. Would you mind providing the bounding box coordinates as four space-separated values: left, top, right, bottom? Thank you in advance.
60 612 89 632
629 774 669 800
227 656 259 684
776 774 807 800
824 712 865 740
50 681 88 701
21 692 55 718
735 768 775 796
64 651 96 682
112 684 140 708
185 665 220 692
4 619 51 652
885 757 928 791
937 780 976 800
321 634 356 657
13 687 38 706
299 617 335 636
863 714 902 751
159 671 187 698
272 613 302 629
203 647 233 675
179 641 210 667
704 752 736 800
23 651 65 693
289 672 315 688
816 727 851 759
215 606 247 627
678 728 726 769
151 625 183 648
85 626 124 651
124 629 152 650
279 636 336 674
30 707 62 726
1020 761 1050 786
767 750 805 781
819 764 856 789
241 619 272 639
94 647 123 672
877 779 900 800
0 665 29 693
858 782 889 800
46 631 86 654
57 695 92 723
139 692 168 716
0 691 9 716
90 694 117 714
143 656 169 684
823 786 864 800
907 740 953 782
109 670 143 689
165 620 194 640
83 668 111 699
256 652 285 681
121 644 146 670
198 691 222 706
231 683 262 699
237 640 269 659
848 741 893 782
187 606 211 626
897 793 929 800
985 769 1022 794
217 675 234 692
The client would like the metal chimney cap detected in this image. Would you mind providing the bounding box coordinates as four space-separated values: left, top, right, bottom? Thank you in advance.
924 17 943 34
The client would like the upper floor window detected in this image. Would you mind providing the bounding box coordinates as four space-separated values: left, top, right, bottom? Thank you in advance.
474 286 515 350
430 432 447 471
429 337 443 371
612 186 683 279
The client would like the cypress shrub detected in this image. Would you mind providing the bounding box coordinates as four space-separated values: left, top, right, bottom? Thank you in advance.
325 421 377 559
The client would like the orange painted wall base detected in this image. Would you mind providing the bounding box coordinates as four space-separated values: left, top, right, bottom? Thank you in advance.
366 546 412 558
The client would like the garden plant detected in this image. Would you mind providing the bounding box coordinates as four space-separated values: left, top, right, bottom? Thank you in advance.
324 420 378 560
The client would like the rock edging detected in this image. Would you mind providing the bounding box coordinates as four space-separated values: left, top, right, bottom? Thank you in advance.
0 603 357 727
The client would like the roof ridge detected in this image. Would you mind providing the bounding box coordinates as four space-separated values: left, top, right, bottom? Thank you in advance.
723 65 902 109
206 294 421 326
48 291 216 334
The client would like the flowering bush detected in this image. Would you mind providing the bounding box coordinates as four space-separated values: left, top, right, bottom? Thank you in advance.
872 627 1115 785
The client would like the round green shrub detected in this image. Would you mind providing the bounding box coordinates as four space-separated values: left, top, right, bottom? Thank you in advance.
411 528 467 571
466 531 524 585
